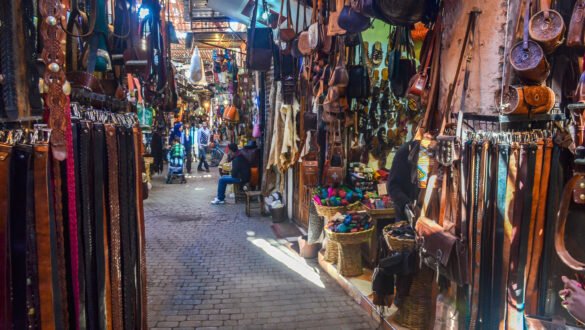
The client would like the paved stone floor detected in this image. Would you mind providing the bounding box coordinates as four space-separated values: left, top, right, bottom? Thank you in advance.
145 169 377 330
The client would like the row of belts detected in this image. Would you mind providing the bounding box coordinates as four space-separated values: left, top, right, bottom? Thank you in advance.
133 126 148 330
72 120 87 329
106 124 123 330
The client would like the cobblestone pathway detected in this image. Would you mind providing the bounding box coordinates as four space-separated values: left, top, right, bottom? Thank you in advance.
145 170 377 330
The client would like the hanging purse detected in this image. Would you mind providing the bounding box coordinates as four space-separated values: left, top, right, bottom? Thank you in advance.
528 0 565 54
347 34 371 99
329 39 349 87
328 0 346 36
246 0 273 71
278 0 296 42
555 173 585 271
415 174 469 285
390 28 417 98
350 0 381 19
304 103 318 131
500 85 556 115
301 133 320 186
375 0 426 26
408 19 438 97
338 5 371 33
510 0 550 84
568 0 585 48
308 0 321 51
252 112 262 138
324 145 345 186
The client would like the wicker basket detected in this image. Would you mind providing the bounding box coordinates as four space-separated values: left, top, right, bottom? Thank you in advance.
394 265 434 330
326 227 374 277
383 222 416 253
346 201 365 211
365 205 396 218
323 238 339 264
314 201 346 218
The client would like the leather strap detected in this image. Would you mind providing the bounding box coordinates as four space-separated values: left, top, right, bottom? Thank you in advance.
40 0 68 160
11 145 33 329
72 120 87 330
133 126 148 330
34 144 57 330
0 144 11 329
555 173 585 271
105 124 123 330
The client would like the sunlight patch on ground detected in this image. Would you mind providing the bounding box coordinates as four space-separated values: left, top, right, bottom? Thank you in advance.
248 237 325 289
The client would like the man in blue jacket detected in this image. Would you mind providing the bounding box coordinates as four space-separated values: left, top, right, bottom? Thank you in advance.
211 143 251 205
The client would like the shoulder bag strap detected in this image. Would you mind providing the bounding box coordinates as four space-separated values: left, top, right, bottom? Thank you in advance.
555 174 585 271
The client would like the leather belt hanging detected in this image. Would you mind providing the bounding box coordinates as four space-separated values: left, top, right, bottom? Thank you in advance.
34 143 57 330
106 124 123 330
133 125 148 329
10 145 34 329
0 144 12 329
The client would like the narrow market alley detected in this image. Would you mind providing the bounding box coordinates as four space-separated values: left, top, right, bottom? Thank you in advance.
145 172 377 330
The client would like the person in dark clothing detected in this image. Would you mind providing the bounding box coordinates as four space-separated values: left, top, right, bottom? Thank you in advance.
387 140 420 221
183 124 194 174
211 143 251 205
197 121 211 172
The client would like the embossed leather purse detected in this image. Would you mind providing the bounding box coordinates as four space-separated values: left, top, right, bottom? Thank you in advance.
510 0 550 84
528 0 565 54
568 0 585 48
500 85 556 115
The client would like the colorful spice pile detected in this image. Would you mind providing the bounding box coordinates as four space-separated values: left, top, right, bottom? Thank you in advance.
326 211 372 233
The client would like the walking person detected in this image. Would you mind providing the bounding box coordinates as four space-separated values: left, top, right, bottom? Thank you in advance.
197 121 211 172
211 143 251 205
183 123 194 174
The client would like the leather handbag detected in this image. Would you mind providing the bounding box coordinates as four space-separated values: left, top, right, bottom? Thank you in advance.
510 0 550 84
529 0 565 54
350 0 380 19
329 39 349 87
375 0 426 26
415 174 469 285
389 27 417 98
328 0 346 36
301 135 320 186
338 6 371 33
324 145 344 186
555 174 585 271
308 0 321 51
408 21 438 97
568 0 585 48
247 0 273 71
500 85 555 115
347 34 370 99
278 0 296 42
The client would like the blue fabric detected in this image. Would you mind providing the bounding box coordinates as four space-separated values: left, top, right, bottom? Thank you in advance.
217 176 241 201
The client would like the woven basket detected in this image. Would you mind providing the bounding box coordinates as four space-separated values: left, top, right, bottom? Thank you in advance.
365 205 396 218
383 222 415 253
325 227 374 245
323 238 339 264
346 201 365 211
325 227 374 277
394 262 434 330
314 201 346 218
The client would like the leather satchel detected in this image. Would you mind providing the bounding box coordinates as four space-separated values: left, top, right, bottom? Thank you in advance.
278 0 296 42
329 39 349 87
528 0 565 54
415 174 469 285
301 135 320 186
408 23 437 97
501 85 555 115
328 0 346 36
308 0 321 51
324 145 344 186
350 0 380 19
510 0 550 84
568 0 585 48
247 0 273 71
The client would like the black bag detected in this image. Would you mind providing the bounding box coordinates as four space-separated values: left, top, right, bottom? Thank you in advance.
389 27 416 97
246 0 273 72
347 33 370 99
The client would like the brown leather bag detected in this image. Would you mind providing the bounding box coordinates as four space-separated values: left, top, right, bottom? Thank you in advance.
568 0 585 48
327 0 346 36
329 39 349 87
528 0 565 54
301 135 320 186
500 85 555 115
510 0 550 84
223 105 240 122
555 174 585 271
278 0 296 42
324 144 344 186
408 18 439 97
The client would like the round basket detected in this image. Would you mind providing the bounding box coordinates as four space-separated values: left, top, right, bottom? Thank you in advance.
346 201 365 211
325 227 374 245
394 265 434 330
323 238 339 264
313 200 346 218
383 222 415 253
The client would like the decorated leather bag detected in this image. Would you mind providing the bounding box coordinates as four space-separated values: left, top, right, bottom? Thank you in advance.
501 85 555 115
528 0 565 54
324 144 345 186
510 0 550 84
278 0 296 43
408 17 439 97
301 133 321 186
328 0 347 36
247 0 273 71
568 0 585 48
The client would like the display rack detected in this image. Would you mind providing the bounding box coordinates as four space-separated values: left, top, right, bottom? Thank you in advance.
453 111 566 131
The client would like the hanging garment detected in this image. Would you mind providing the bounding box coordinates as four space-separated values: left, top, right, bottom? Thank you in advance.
267 82 285 171
279 98 300 172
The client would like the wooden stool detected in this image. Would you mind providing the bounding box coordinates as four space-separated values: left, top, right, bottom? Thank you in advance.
245 191 264 217
233 183 247 203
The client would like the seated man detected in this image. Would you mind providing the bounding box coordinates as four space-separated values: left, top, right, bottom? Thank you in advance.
211 143 251 205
